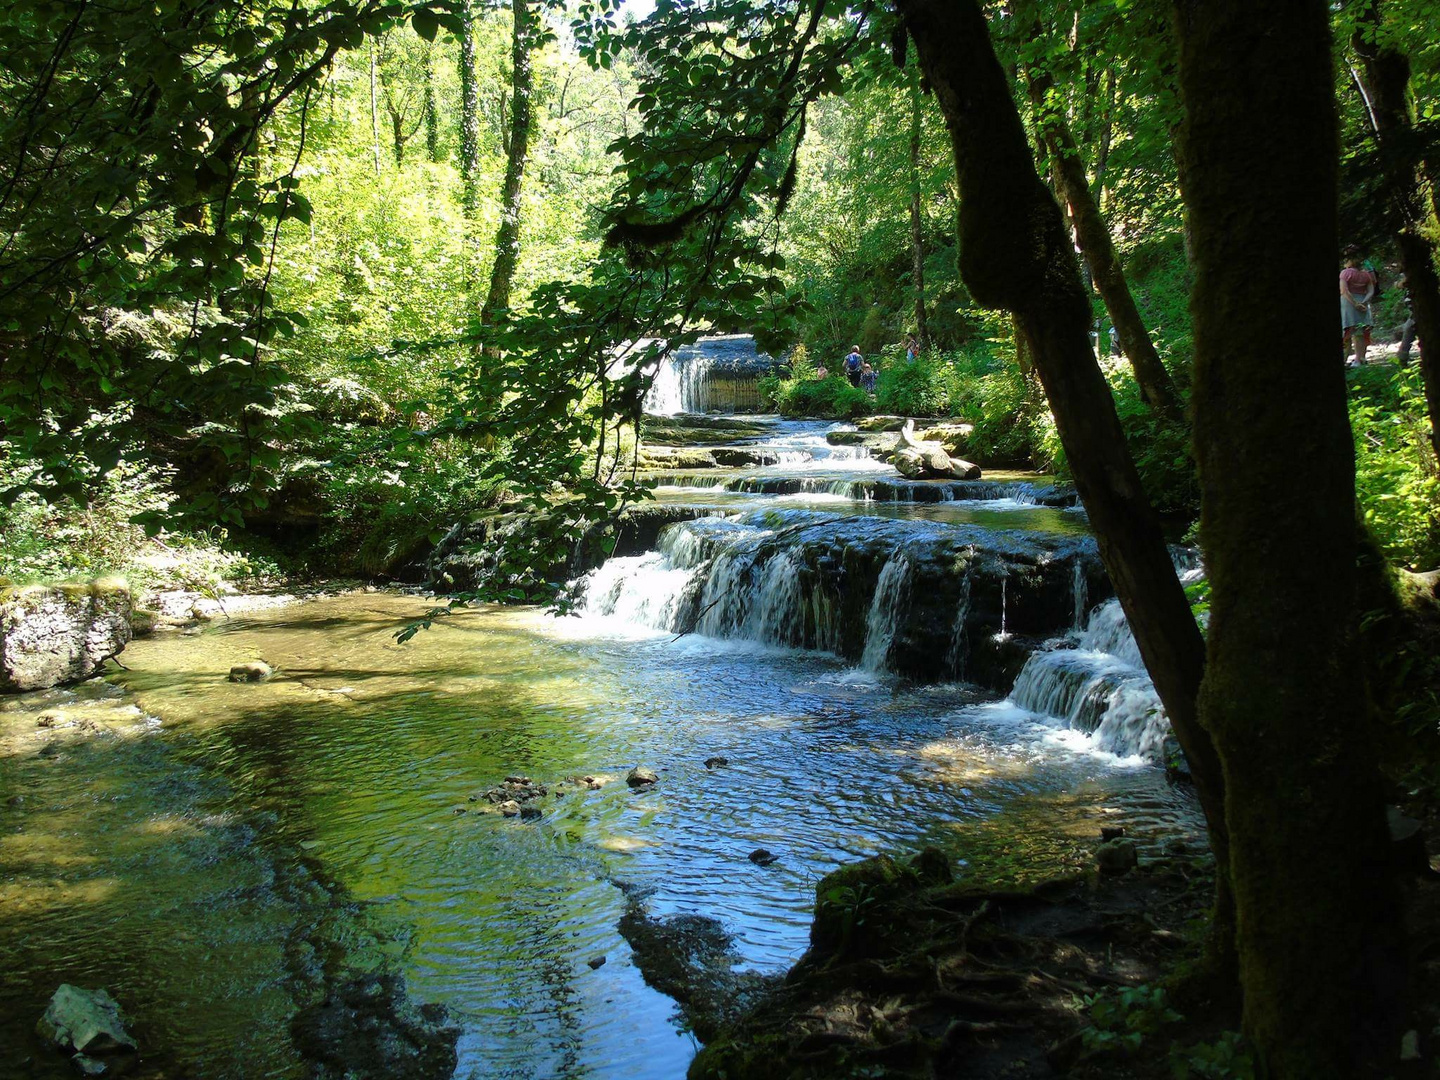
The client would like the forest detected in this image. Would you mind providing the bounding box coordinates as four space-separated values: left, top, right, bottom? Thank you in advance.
3 0 1440 1078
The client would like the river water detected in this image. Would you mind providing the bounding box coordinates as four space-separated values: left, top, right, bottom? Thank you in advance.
0 417 1202 1080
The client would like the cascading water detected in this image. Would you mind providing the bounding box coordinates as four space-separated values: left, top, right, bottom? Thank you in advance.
644 353 713 415
1003 598 1168 759
861 556 912 672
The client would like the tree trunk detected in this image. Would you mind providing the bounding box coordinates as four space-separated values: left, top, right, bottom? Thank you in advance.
368 41 383 176
479 0 534 358
1027 65 1183 420
458 0 482 284
908 60 929 350
1092 67 1116 213
895 0 1234 969
1174 0 1404 1073
424 44 441 163
1352 0 1440 458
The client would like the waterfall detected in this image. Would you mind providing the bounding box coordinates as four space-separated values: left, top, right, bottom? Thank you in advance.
643 353 713 415
944 573 973 680
861 556 912 672
1072 561 1089 633
1002 598 1167 759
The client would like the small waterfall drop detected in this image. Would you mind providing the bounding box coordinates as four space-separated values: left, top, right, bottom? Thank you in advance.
861 556 912 672
1004 598 1167 759
644 353 713 415
945 573 973 680
1072 561 1088 632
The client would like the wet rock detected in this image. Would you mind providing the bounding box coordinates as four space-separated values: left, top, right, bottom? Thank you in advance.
504 774 532 785
1100 826 1126 842
426 504 712 595
587 955 607 970
618 901 779 1042
897 423 982 480
228 661 274 683
854 415 908 432
636 446 718 470
704 756 729 769
1096 839 1138 874
292 971 459 1080
497 800 521 817
36 710 63 728
36 985 137 1066
1 581 133 693
128 608 159 637
825 429 898 452
710 447 793 468
748 848 778 866
627 766 659 787
519 806 542 821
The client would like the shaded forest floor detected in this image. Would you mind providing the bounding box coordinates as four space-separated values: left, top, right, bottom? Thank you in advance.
631 830 1440 1080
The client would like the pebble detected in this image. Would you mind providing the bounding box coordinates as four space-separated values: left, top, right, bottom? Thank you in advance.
587 955 607 970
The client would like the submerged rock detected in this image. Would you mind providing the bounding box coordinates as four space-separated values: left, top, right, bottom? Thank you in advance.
227 661 274 683
704 756 729 769
748 848 778 866
627 766 659 787
36 985 137 1067
1 581 133 692
291 972 458 1080
587 955 607 970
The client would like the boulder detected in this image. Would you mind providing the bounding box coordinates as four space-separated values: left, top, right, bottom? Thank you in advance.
627 766 659 787
36 985 137 1064
0 580 132 693
228 661 274 683
710 447 798 468
748 848 779 866
892 448 927 480
854 415 909 432
1096 838 1138 874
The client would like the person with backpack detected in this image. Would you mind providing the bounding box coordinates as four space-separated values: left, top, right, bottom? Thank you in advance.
843 345 864 387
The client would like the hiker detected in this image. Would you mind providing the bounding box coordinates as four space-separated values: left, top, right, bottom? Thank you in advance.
904 335 919 362
814 364 829 380
860 361 878 394
843 345 864 387
1340 245 1376 366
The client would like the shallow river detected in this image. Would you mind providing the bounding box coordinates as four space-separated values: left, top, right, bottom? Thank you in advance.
0 418 1203 1080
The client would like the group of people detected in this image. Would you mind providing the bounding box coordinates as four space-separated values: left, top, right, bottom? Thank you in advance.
817 334 921 394
1340 245 1418 367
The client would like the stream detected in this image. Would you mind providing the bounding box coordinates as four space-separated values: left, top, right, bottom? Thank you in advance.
0 407 1204 1079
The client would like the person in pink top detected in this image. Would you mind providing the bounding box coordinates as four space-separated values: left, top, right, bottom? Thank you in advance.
1340 246 1376 366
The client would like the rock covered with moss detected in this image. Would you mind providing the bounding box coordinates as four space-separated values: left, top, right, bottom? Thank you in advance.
0 578 132 692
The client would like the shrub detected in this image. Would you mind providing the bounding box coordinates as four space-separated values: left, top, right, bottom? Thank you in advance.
773 374 874 419
875 351 950 416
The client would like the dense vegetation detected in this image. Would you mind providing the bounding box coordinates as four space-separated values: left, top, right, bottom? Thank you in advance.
5 0 1440 1075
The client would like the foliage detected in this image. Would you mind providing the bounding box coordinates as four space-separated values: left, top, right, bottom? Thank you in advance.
1349 365 1440 568
0 0 468 518
772 373 874 419
874 349 950 416
1079 983 1181 1056
0 459 280 595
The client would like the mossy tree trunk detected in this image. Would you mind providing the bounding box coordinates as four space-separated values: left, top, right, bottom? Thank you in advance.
1351 0 1440 458
479 0 535 360
1175 0 1405 1072
1026 65 1182 421
895 0 1235 968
